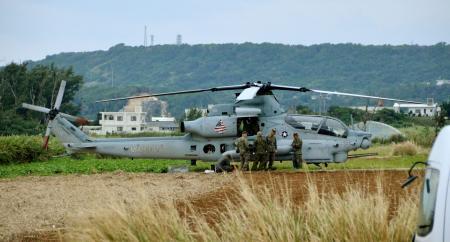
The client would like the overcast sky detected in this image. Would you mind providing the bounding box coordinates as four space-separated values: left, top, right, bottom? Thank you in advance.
1 0 449 65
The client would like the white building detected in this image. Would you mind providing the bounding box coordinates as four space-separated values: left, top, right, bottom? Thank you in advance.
393 101 441 117
97 105 178 135
99 105 147 134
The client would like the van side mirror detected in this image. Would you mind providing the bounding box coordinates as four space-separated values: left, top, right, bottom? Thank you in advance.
402 161 427 189
401 175 418 188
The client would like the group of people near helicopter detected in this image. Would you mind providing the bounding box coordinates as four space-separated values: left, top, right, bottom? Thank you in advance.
215 128 303 172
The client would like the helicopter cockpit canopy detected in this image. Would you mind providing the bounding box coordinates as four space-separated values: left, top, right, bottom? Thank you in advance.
285 115 348 138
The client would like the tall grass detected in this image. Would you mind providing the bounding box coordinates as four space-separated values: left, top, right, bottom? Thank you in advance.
400 126 436 147
392 142 418 156
0 136 65 164
67 174 418 242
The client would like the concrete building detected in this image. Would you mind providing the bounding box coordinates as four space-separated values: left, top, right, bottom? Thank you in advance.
393 100 441 117
96 98 179 135
99 105 147 134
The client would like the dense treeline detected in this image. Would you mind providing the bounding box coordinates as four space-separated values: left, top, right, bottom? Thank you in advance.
30 43 450 118
0 63 83 135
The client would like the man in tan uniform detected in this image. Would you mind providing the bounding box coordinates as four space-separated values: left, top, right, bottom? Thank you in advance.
236 131 250 171
266 129 277 170
291 132 303 169
252 131 267 171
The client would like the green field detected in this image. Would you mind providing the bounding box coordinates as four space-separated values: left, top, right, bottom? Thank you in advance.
0 144 428 178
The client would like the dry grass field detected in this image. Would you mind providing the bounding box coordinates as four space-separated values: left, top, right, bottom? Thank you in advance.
1 170 421 241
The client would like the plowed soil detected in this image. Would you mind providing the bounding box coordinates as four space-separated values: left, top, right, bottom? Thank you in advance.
0 170 421 241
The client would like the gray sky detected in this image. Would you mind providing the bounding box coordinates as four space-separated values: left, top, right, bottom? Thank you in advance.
1 0 449 65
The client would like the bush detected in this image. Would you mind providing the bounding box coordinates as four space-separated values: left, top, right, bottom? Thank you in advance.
392 142 418 156
0 136 65 164
372 134 406 145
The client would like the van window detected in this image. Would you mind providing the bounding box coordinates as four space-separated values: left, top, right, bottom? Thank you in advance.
417 168 439 236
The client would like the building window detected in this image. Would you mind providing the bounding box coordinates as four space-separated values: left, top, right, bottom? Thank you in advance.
117 116 123 121
117 127 123 132
131 116 137 121
108 115 114 120
131 127 137 131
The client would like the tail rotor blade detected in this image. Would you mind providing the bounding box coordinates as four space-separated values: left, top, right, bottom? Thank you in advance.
22 103 50 113
59 112 79 122
54 80 66 110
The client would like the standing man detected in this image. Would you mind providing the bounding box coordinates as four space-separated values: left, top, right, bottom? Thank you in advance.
252 131 267 171
266 128 277 170
236 131 250 171
291 132 303 169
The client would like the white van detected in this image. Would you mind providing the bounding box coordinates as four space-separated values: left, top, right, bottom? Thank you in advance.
407 126 450 242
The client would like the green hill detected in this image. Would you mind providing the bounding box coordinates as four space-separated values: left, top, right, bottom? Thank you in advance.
31 43 450 118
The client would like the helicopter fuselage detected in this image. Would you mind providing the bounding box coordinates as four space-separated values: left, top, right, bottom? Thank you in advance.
59 93 371 164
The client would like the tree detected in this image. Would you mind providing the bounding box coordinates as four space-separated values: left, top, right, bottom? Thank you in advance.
441 101 450 118
185 108 204 121
295 105 313 115
434 109 448 135
0 63 83 135
327 106 365 125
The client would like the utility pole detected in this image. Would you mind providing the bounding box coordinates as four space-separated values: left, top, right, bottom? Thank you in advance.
176 34 182 45
110 64 114 88
144 25 148 47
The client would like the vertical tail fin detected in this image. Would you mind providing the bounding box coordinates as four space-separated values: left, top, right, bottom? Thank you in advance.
50 115 91 144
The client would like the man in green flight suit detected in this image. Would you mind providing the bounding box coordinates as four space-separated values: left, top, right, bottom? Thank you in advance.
266 128 277 170
236 131 250 171
252 131 267 171
291 132 303 169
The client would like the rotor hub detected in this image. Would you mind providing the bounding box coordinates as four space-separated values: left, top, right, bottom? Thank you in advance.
48 109 59 120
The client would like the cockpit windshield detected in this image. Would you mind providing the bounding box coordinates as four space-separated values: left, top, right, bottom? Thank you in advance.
285 115 348 138
285 115 321 131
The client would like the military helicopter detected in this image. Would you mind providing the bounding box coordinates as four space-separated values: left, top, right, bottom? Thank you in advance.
22 81 421 167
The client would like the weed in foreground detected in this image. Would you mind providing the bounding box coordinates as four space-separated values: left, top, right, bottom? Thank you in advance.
392 142 418 156
66 174 418 242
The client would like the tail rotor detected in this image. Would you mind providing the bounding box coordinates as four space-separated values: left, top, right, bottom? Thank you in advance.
22 80 88 149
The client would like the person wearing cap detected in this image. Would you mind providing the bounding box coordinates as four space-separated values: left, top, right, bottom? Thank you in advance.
266 128 277 170
252 131 267 171
235 131 250 171
291 132 303 169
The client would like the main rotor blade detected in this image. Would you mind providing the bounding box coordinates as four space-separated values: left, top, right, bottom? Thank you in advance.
309 89 423 104
269 84 423 104
95 84 251 103
22 103 51 113
54 80 66 110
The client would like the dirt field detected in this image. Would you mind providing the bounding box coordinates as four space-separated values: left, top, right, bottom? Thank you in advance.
0 170 420 241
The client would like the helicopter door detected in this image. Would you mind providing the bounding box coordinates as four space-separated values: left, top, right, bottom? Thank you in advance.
237 117 260 136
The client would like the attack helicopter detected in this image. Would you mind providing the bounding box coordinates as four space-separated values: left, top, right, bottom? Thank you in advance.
22 81 421 167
